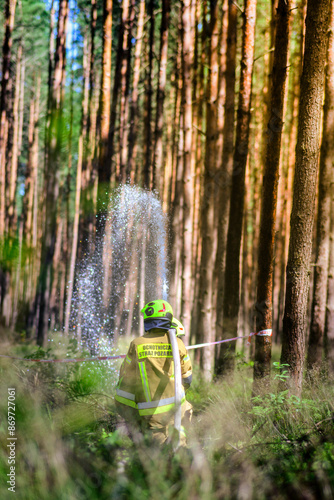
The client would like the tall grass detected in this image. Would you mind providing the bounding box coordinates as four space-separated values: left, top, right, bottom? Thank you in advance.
0 336 333 499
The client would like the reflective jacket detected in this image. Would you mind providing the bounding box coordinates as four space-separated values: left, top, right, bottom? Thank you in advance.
115 328 192 419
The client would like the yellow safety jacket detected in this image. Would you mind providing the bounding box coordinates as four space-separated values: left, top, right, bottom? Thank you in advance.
115 329 192 420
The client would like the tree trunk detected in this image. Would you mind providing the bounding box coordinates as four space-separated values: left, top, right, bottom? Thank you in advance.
17 51 25 158
275 107 296 342
215 0 227 167
44 0 55 174
79 0 98 259
86 0 97 152
152 0 171 193
280 0 331 395
325 188 334 374
37 0 69 345
26 106 41 332
214 0 238 373
211 1 227 336
64 37 90 334
7 42 22 235
49 211 63 331
107 6 123 185
190 0 200 277
98 0 113 196
191 0 207 345
142 0 155 188
0 0 17 238
252 0 291 390
260 0 278 156
119 0 135 183
240 163 252 342
169 30 183 313
307 0 334 374
217 0 257 376
95 0 113 318
127 0 145 177
195 0 220 379
181 0 194 341
84 72 100 254
274 3 304 343
23 75 40 247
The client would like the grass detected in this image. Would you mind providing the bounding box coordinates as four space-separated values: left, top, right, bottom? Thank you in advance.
0 334 334 499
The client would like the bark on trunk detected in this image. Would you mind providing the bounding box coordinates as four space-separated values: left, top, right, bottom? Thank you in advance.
195 0 220 379
253 0 291 390
7 42 22 235
280 0 331 395
37 0 68 345
274 5 304 343
23 76 40 247
307 0 334 374
215 0 227 169
152 0 171 192
107 7 123 185
98 0 113 194
118 0 134 183
95 0 113 294
217 0 257 376
44 0 55 173
79 0 98 259
169 31 183 312
181 0 194 342
191 0 207 345
190 0 200 278
260 0 278 156
127 0 145 177
86 0 97 154
143 0 155 188
215 0 238 372
0 0 17 238
325 189 334 374
64 37 90 334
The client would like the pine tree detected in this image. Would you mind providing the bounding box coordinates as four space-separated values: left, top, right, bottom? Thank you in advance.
0 0 17 238
281 0 331 394
307 0 334 374
180 0 194 342
217 0 257 376
97 0 113 198
152 0 171 192
37 0 69 345
253 0 291 390
215 0 238 373
195 0 220 378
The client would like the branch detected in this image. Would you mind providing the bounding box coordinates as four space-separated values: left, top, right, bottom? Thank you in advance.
192 124 207 136
232 1 243 14
227 442 243 453
254 47 275 63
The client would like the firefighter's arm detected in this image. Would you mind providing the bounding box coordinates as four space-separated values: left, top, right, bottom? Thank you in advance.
115 341 140 415
117 342 136 384
178 339 193 390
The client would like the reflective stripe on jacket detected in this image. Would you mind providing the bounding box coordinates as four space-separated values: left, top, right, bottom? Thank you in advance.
115 329 192 417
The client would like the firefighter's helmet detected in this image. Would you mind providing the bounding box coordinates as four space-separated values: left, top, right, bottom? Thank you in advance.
141 300 173 321
170 318 185 337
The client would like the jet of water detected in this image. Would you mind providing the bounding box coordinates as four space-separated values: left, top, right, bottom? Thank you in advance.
70 185 169 354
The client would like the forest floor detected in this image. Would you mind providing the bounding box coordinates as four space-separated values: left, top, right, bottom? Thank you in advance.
0 328 334 500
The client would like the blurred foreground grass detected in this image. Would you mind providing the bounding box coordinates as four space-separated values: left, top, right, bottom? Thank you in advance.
0 332 334 499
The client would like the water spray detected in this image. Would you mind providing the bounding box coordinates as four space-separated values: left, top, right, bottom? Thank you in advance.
70 185 169 354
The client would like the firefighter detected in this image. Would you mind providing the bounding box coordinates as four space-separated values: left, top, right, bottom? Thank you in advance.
115 299 193 445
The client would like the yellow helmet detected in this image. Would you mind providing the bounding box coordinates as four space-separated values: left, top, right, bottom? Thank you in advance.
140 300 173 321
170 318 185 337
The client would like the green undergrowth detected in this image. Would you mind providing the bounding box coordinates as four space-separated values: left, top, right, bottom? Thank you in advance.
0 338 334 499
